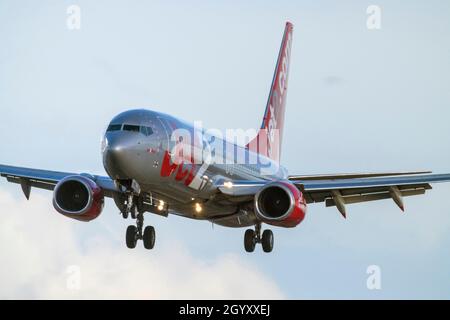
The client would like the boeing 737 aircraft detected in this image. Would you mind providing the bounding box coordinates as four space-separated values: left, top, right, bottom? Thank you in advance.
2 22 450 253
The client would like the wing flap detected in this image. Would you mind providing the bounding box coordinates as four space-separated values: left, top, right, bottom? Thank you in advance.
302 183 432 204
324 187 426 207
289 171 431 181
0 164 70 183
297 173 450 191
6 176 56 191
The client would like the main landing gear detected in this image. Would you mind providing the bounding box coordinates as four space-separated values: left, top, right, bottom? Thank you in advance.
122 194 156 250
125 212 156 249
244 223 274 253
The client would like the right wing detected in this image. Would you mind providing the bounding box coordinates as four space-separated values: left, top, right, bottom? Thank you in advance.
0 164 168 216
0 164 118 198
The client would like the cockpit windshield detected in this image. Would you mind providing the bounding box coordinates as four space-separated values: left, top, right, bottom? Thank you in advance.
107 124 153 136
123 124 140 133
140 126 153 136
107 124 122 132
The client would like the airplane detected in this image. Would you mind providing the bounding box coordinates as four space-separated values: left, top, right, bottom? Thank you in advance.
2 22 450 253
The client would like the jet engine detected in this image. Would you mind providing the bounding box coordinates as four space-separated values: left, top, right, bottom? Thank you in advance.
53 175 104 221
254 181 307 227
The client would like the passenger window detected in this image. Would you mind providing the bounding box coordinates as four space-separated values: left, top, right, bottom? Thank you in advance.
123 124 140 133
107 124 122 132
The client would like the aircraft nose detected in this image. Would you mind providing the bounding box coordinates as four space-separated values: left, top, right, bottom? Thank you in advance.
102 133 134 179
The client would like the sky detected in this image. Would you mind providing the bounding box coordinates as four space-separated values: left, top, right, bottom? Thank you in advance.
0 0 450 299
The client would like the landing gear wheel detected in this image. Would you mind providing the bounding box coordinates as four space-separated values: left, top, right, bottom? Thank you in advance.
244 229 256 253
122 211 129 219
126 225 138 249
261 229 274 253
130 206 137 220
143 226 156 250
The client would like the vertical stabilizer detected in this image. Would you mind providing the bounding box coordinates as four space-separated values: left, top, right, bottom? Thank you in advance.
247 22 293 163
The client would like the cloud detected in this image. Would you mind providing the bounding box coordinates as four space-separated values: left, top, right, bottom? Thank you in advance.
0 188 284 299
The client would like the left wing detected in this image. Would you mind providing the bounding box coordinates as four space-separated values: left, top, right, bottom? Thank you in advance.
0 164 118 199
294 173 450 217
217 172 450 218
288 171 431 181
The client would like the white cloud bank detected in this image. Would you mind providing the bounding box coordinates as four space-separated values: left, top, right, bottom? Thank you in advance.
0 188 284 299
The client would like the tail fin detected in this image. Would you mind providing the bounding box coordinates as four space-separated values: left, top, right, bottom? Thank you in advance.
247 22 293 163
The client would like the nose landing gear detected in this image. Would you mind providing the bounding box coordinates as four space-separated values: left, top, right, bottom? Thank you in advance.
121 194 138 219
244 223 274 253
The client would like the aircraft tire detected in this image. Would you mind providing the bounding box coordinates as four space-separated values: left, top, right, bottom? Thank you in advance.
143 226 156 250
261 229 274 253
126 225 138 249
244 229 256 253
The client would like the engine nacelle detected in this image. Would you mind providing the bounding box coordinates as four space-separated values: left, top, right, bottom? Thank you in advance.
254 181 307 227
53 175 104 222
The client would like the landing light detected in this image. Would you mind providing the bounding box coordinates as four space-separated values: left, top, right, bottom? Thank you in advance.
195 203 202 213
157 200 165 211
224 181 233 189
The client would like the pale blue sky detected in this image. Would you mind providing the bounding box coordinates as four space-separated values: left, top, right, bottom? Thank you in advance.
1 0 450 299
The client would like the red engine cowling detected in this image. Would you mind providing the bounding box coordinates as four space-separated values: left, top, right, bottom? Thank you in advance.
53 175 104 222
254 181 307 227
